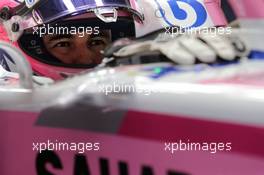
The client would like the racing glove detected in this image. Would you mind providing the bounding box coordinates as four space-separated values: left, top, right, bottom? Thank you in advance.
103 27 250 66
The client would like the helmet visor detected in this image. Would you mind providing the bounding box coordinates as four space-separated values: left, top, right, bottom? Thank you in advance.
35 0 144 24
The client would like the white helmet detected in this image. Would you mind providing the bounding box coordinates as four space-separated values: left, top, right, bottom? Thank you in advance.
135 0 227 37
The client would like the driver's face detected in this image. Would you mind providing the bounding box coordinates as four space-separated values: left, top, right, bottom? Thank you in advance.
43 31 111 65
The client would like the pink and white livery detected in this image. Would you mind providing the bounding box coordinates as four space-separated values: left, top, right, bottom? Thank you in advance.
135 0 228 36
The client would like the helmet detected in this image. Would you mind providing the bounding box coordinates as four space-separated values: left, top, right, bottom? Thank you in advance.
135 0 228 37
0 0 144 80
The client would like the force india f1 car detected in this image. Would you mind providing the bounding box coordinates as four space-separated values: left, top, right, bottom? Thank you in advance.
1 0 264 175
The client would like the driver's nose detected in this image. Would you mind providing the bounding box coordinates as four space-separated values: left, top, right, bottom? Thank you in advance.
73 45 93 64
71 35 103 64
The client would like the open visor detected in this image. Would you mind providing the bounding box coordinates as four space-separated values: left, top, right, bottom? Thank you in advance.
17 17 137 71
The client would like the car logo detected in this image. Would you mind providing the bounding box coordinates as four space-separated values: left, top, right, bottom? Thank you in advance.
154 0 208 28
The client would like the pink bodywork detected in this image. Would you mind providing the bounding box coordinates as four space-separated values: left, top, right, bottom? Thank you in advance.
228 0 264 18
205 0 228 26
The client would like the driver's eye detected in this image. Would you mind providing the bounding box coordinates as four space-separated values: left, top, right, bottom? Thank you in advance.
53 41 71 48
87 37 107 48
